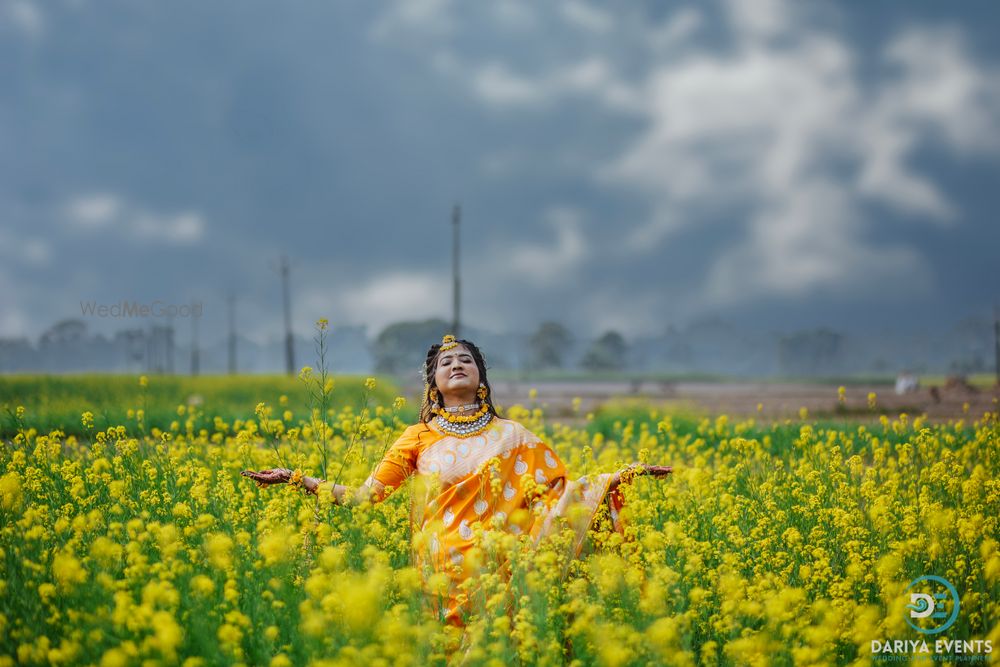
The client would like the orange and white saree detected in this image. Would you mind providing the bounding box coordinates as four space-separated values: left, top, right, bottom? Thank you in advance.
364 417 627 626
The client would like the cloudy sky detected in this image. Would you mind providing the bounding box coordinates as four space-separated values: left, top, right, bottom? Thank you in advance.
2 0 999 344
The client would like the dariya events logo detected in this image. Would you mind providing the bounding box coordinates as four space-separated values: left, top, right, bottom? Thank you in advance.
872 575 992 662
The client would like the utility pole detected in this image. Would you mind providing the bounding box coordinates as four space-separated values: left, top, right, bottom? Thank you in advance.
166 314 175 374
452 203 461 337
994 305 999 387
190 308 200 376
228 292 237 375
145 324 152 373
280 255 294 376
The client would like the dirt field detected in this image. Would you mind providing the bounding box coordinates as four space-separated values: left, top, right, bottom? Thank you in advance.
469 379 1000 424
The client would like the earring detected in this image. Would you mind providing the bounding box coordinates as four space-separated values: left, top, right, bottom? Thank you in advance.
477 385 488 401
429 387 440 408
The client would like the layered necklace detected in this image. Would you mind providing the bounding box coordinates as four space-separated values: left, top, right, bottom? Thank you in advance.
433 401 494 438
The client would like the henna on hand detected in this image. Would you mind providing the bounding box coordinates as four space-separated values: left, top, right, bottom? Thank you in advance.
240 468 292 488
608 463 673 492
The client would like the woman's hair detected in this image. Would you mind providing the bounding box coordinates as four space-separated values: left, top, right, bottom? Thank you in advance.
419 338 501 423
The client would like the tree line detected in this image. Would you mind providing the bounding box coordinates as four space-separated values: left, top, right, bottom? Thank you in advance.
372 319 628 376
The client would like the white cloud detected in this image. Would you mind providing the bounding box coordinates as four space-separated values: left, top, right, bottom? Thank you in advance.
703 181 930 305
577 287 666 337
465 57 639 111
597 7 1000 306
472 62 544 107
506 206 588 286
855 127 956 221
132 212 205 244
66 193 121 228
338 271 445 334
646 8 702 52
369 0 455 42
560 1 612 34
369 0 1000 323
883 27 1000 152
491 0 538 30
295 208 590 335
22 238 51 266
4 0 44 39
0 306 30 337
723 0 794 42
479 148 526 178
64 193 206 245
857 27 1000 220
603 36 861 249
0 266 30 336
0 229 51 267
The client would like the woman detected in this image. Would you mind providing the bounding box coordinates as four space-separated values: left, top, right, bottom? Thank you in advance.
242 334 672 626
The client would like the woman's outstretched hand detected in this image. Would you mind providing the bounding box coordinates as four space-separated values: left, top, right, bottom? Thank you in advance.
241 468 292 488
608 463 673 492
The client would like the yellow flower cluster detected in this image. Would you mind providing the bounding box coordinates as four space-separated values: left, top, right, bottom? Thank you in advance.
0 390 997 665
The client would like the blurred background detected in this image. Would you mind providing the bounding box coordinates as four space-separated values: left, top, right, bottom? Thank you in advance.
2 0 998 418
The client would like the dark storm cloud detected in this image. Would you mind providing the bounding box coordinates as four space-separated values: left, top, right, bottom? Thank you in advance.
1 0 998 344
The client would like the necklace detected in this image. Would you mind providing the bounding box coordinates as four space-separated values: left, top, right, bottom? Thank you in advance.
444 402 480 414
433 412 494 438
433 400 489 424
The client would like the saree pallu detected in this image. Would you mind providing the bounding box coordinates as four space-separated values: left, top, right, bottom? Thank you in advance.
364 418 627 626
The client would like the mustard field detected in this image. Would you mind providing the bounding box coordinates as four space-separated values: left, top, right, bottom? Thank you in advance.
1 374 998 666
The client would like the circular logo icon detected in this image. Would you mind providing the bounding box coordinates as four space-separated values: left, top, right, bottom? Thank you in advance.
905 575 959 634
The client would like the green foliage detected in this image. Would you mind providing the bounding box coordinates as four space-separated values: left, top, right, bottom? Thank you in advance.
0 374 404 439
581 331 628 372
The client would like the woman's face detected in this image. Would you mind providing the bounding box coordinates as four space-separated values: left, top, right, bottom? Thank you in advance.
433 343 480 402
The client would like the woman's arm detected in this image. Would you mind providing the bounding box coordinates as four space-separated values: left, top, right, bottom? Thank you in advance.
606 464 673 492
240 468 374 506
241 424 426 505
302 475 377 506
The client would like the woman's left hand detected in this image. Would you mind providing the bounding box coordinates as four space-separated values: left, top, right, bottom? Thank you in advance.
608 463 673 492
642 464 673 478
241 468 292 488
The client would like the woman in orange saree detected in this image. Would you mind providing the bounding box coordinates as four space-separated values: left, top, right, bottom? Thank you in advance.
243 335 672 627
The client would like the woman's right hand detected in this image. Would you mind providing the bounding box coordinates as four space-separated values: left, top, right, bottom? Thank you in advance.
241 468 292 488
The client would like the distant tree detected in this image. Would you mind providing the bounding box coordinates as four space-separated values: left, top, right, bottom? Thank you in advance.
373 318 450 375
529 321 571 371
581 330 627 372
39 319 88 346
777 328 844 376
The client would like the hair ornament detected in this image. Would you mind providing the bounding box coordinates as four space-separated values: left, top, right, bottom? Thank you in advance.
440 334 458 352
